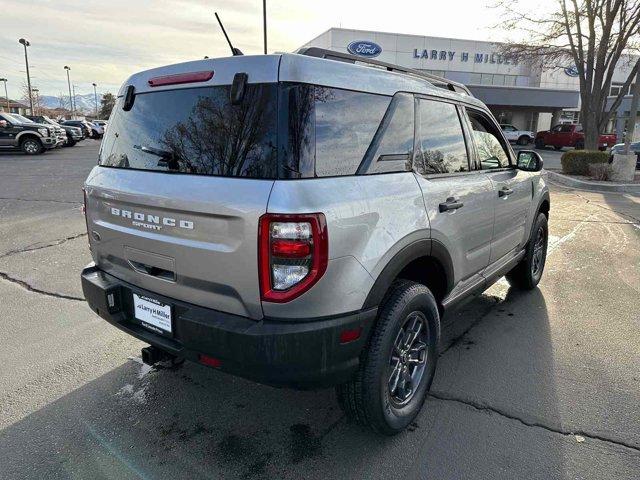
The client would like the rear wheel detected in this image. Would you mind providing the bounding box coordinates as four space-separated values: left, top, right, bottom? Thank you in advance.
64 138 76 147
506 213 548 290
517 135 531 146
574 140 584 150
336 280 440 435
20 137 44 155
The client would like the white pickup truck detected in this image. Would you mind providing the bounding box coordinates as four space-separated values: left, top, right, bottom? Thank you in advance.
500 124 535 145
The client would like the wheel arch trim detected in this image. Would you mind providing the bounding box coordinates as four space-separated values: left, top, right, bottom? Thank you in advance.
362 238 454 310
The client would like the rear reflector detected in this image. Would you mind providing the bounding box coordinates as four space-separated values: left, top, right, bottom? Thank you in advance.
339 327 362 344
198 354 222 368
148 71 214 87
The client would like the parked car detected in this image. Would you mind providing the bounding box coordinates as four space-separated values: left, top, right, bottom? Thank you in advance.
93 119 108 130
89 122 104 139
609 142 640 169
27 115 83 147
0 112 59 154
81 49 550 435
11 113 65 147
500 124 535 145
534 124 616 151
60 120 92 139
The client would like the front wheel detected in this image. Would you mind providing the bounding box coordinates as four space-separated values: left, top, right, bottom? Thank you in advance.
534 138 545 149
517 135 531 146
506 213 548 290
336 280 440 435
20 137 44 155
574 140 584 150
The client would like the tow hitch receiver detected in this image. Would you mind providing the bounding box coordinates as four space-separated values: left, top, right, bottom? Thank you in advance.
141 346 175 365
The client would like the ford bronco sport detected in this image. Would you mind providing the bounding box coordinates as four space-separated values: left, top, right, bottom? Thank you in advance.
81 48 550 435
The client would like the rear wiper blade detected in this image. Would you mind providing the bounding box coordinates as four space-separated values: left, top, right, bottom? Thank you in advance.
133 144 172 158
133 144 179 170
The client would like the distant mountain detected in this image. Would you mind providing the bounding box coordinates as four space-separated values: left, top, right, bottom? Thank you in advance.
39 93 103 113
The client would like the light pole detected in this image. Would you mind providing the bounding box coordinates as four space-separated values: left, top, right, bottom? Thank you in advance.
32 88 39 115
0 78 8 112
64 66 73 117
18 38 33 114
262 0 267 54
72 84 77 114
92 82 98 118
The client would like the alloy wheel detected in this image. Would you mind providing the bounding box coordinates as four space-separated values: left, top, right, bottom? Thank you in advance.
24 141 39 154
388 312 429 406
531 226 546 278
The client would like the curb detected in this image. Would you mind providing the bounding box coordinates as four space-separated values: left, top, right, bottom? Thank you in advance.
545 170 640 194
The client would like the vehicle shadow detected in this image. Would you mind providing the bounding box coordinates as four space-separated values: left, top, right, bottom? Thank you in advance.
0 284 570 480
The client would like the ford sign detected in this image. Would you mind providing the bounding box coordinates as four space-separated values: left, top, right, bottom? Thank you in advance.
347 40 382 58
564 65 580 77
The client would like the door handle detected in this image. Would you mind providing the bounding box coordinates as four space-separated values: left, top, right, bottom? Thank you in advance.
499 187 514 197
439 197 464 212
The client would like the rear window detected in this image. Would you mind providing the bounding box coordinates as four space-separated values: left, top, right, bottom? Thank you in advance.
99 84 278 179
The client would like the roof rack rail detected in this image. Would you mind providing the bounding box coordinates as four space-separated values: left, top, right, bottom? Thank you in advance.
296 47 473 97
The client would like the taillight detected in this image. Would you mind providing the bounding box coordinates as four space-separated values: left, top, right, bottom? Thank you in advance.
259 213 328 303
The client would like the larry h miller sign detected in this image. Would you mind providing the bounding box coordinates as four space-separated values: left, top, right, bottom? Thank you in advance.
412 49 519 65
346 40 520 66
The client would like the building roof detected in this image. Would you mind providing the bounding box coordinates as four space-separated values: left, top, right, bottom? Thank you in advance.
0 97 29 109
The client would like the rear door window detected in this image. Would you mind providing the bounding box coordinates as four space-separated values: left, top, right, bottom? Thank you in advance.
359 93 414 174
99 84 278 179
414 98 470 175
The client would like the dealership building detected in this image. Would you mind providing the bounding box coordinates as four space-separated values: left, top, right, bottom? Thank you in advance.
301 28 637 138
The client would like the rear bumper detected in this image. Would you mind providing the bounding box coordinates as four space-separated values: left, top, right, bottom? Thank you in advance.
81 265 376 388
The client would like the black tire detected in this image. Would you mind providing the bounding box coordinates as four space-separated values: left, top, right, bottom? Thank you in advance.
553 145 563 151
64 138 76 147
517 135 531 146
336 280 440 435
534 138 545 149
20 137 44 155
574 140 584 150
506 213 548 290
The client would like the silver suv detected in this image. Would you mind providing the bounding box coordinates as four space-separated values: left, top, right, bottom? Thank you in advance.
81 48 549 435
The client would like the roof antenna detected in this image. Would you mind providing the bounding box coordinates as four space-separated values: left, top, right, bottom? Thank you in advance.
215 12 243 56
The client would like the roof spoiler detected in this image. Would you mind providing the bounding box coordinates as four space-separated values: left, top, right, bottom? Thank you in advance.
296 47 473 97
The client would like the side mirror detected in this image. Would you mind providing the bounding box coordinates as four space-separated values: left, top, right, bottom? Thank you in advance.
517 150 544 172
0 120 7 128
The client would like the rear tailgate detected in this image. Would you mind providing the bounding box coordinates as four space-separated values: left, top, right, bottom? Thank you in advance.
85 169 272 319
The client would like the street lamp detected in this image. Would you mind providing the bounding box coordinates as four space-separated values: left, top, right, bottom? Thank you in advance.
32 88 39 115
18 38 34 114
0 78 8 112
64 66 73 117
92 82 98 118
72 84 77 114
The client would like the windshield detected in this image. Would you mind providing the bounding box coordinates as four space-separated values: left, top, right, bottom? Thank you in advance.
99 84 278 178
10 113 34 124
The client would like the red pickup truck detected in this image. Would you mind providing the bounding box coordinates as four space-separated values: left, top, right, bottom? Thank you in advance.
534 124 616 151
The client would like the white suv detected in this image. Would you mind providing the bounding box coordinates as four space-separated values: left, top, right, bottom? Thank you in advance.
501 124 534 145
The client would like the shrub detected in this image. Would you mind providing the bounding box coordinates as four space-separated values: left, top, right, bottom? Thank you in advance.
588 163 612 181
561 150 610 175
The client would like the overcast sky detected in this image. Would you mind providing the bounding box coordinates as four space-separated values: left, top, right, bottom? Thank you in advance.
0 0 548 100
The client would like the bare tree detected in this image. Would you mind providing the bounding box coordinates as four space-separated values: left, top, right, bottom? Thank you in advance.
496 0 640 149
19 81 42 114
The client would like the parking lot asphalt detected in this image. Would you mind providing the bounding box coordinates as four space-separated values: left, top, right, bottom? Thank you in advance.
0 142 638 479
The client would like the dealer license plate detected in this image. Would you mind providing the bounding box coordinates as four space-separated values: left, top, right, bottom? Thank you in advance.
133 293 172 334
